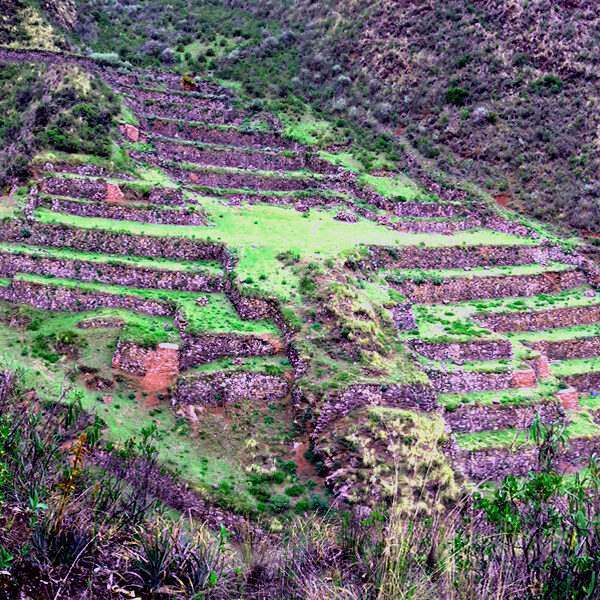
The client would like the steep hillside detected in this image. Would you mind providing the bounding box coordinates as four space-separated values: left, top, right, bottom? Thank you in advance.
40 0 600 233
3 5 600 599
235 1 600 232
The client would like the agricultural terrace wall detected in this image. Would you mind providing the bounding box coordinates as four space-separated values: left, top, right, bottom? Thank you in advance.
124 88 232 110
77 317 125 329
445 402 562 434
33 160 135 181
390 270 587 304
105 70 229 95
525 337 600 361
313 383 437 435
285 342 310 379
390 303 417 331
474 302 600 333
40 177 184 206
43 197 207 226
139 138 337 175
137 118 297 151
365 243 585 271
393 218 481 235
173 371 289 406
481 217 540 238
0 280 172 316
0 48 95 68
559 372 600 393
391 202 465 218
225 193 335 211
178 333 279 368
0 220 230 263
0 250 224 293
131 155 322 192
111 340 179 377
457 436 600 481
409 339 512 361
126 98 249 125
428 369 513 394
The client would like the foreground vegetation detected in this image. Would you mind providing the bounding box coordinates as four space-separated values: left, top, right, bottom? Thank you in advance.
0 369 598 599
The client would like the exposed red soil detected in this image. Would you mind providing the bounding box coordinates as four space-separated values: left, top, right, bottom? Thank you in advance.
494 193 511 208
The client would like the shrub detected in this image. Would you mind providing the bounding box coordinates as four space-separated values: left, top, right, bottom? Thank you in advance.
445 86 468 106
269 494 290 513
90 52 123 66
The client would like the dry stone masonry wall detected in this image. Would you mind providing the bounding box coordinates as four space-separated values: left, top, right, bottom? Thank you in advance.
366 243 585 271
409 339 512 361
0 280 173 316
0 250 224 293
428 369 513 394
40 177 184 206
0 221 229 263
173 371 289 406
43 196 207 226
179 333 280 369
446 401 563 434
313 383 437 435
391 270 587 304
137 118 297 151
525 337 600 360
475 302 600 333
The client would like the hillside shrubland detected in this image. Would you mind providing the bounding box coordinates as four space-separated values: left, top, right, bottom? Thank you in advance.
27 0 598 232
0 60 120 189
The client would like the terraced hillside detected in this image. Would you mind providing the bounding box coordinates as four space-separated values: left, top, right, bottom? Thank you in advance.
2 47 600 525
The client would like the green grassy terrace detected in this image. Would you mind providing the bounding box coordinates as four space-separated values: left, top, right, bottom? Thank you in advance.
12 273 278 335
0 242 223 274
550 357 600 377
441 382 560 410
455 412 600 451
385 262 575 282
